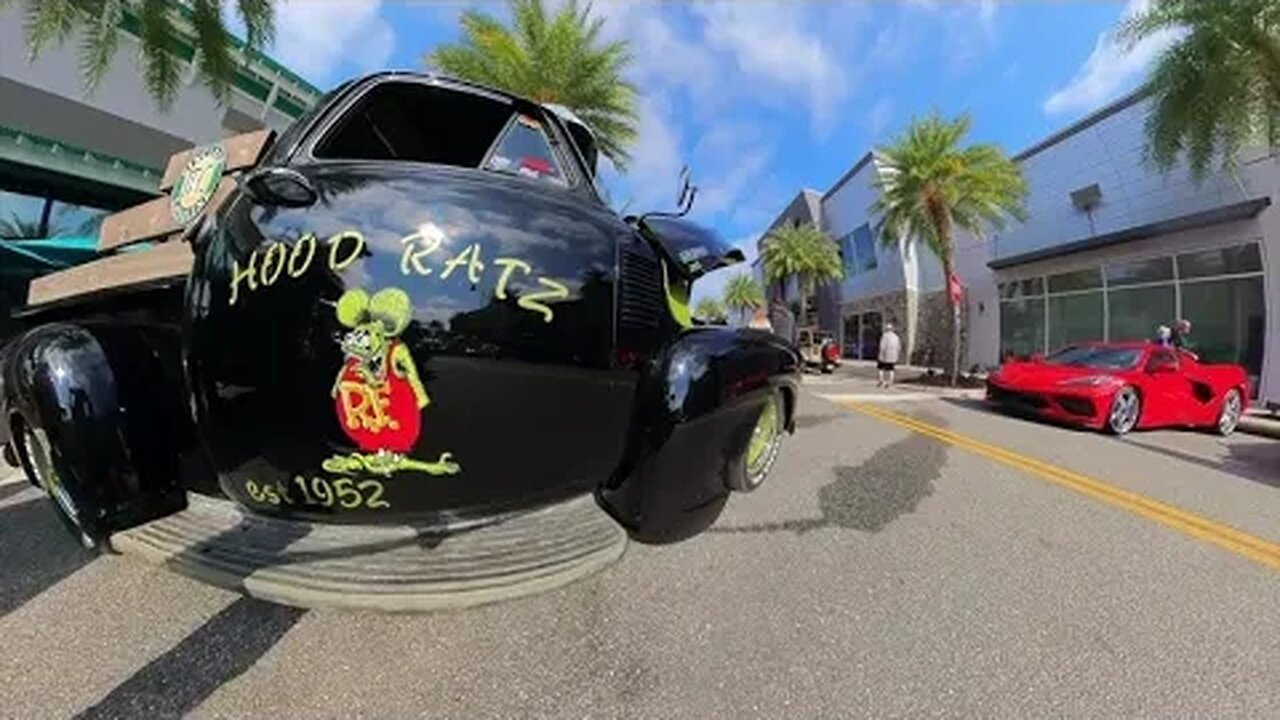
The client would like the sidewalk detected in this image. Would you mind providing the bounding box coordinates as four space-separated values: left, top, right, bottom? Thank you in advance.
1240 409 1280 440
816 360 986 399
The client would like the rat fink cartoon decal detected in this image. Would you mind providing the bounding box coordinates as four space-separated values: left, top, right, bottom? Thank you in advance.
322 287 461 477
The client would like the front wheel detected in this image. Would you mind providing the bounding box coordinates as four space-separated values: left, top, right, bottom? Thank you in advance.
1105 387 1141 435
727 391 783 492
1215 388 1243 436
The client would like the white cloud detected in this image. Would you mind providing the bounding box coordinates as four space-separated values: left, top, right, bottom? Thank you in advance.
1043 0 1182 115
270 0 396 86
866 98 894 139
692 3 851 137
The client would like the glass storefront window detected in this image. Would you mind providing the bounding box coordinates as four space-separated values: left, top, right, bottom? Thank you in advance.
1176 243 1262 279
1000 298 1045 360
1107 284 1175 342
1047 267 1101 293
1105 256 1173 286
0 189 47 239
1181 276 1265 389
1048 292 1104 352
999 277 1044 300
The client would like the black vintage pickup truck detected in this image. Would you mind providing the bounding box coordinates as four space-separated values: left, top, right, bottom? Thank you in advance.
0 72 800 550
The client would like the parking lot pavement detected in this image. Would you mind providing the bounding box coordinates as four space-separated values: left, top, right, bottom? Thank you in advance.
2 391 1279 718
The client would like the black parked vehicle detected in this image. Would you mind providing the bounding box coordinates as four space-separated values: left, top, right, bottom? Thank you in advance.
0 72 800 549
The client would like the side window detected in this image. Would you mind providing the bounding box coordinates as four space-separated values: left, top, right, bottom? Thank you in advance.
484 115 568 186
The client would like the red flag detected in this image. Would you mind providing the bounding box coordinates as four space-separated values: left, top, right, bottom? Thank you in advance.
948 272 963 307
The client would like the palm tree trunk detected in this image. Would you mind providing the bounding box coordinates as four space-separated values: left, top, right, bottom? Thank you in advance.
944 253 960 387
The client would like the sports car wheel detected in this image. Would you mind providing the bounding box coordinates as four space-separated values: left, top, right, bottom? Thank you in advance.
1215 388 1242 436
19 422 98 549
729 390 783 492
1106 387 1141 435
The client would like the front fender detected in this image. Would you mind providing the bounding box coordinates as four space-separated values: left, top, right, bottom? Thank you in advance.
598 327 800 543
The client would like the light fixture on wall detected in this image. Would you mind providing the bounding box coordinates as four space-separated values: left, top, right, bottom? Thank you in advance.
1070 183 1103 236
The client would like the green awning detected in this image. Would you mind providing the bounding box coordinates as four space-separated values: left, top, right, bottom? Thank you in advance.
0 236 98 275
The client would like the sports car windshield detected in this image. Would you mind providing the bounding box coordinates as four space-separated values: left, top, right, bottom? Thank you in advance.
1045 346 1143 369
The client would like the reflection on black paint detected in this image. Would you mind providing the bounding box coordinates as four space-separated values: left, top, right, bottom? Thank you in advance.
0 498 96 617
73 597 305 720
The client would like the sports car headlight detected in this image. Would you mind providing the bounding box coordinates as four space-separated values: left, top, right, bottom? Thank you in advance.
1057 375 1121 388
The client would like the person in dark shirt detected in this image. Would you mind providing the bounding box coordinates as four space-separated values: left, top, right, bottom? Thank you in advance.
1171 318 1193 350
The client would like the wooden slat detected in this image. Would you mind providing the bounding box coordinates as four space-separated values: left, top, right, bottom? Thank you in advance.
98 176 236 252
27 242 194 306
159 129 275 191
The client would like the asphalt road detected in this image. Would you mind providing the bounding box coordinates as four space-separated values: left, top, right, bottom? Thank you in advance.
2 375 1279 719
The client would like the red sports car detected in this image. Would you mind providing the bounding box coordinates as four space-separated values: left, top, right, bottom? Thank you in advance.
986 343 1249 436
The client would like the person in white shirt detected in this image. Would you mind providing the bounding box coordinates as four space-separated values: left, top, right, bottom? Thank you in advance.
877 323 902 388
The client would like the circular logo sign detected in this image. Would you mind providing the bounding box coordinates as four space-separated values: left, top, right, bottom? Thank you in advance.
170 144 227 226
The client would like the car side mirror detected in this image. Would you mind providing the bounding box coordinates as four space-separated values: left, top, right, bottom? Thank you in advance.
1030 353 1044 363
1148 361 1177 374
241 167 318 208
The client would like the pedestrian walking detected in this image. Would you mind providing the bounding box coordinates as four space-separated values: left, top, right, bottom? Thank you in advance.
877 323 902 388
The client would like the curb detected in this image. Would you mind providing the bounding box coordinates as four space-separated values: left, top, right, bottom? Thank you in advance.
111 493 628 613
1239 415 1280 440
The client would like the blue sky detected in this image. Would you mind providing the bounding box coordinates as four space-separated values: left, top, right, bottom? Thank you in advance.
257 0 1175 302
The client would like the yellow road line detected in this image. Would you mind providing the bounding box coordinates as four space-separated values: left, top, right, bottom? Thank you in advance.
838 400 1280 571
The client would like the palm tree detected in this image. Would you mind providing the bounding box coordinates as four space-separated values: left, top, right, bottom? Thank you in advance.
1119 0 1280 182
870 113 1027 385
11 0 276 110
759 222 844 332
693 296 727 325
722 274 764 326
426 0 639 169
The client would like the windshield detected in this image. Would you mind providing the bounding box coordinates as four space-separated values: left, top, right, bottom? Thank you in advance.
1045 345 1143 370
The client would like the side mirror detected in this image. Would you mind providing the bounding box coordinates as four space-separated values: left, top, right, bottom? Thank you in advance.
1030 353 1044 362
1149 361 1177 374
241 167 318 208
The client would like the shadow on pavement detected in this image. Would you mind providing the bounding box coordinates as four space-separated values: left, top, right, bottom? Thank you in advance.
1122 436 1280 489
794 413 841 430
714 411 950 535
0 498 97 619
73 597 305 720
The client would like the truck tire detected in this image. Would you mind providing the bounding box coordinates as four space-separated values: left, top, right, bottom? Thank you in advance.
14 415 102 549
727 389 784 493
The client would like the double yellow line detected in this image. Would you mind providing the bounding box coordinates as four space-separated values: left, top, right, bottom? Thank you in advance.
839 400 1280 571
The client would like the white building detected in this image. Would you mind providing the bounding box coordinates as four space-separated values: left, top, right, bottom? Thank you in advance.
762 89 1276 406
958 91 1275 406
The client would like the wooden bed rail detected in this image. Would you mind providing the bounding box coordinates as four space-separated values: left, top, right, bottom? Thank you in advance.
26 129 274 307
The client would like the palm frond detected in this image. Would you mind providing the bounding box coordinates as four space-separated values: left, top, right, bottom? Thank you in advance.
427 0 638 169
1120 0 1280 181
191 0 234 101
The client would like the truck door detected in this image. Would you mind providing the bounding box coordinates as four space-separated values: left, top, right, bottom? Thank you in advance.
185 76 638 524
